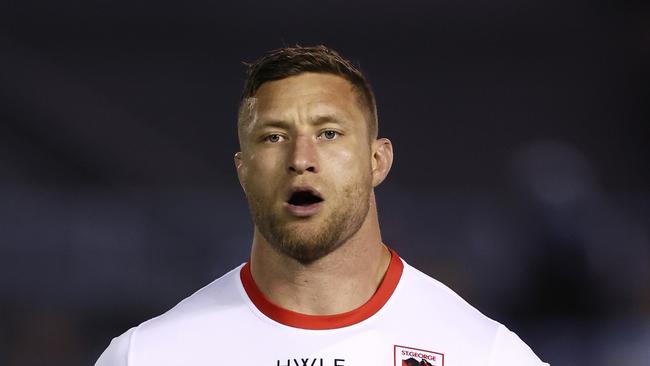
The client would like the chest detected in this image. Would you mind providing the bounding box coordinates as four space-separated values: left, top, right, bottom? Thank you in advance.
132 325 481 366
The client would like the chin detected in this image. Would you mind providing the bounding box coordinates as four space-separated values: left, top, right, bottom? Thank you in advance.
275 240 342 265
254 194 369 264
266 225 344 264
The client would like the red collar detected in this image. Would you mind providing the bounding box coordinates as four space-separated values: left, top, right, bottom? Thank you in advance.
240 248 404 330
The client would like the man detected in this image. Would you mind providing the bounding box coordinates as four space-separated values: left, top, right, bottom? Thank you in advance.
96 45 548 366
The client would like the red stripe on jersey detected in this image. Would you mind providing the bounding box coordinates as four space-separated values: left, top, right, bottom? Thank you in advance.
240 248 404 330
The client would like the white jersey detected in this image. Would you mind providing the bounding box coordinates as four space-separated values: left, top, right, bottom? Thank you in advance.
96 249 548 366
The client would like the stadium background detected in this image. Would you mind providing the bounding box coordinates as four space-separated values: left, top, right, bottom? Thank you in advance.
0 1 648 365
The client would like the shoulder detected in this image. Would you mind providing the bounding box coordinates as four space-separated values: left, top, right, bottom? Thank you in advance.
94 264 246 366
397 260 500 331
396 259 548 365
148 264 246 319
95 327 135 366
488 325 549 366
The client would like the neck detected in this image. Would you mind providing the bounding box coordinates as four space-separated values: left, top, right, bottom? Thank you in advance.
249 196 391 315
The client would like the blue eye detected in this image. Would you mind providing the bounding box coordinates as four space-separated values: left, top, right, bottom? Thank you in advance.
321 130 339 140
265 134 284 143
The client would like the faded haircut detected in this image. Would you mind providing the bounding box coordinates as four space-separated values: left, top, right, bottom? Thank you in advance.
237 45 378 144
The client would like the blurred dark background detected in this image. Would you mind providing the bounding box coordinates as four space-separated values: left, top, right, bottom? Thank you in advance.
0 1 648 365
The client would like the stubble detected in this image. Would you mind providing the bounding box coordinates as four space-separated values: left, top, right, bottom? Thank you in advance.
246 177 371 264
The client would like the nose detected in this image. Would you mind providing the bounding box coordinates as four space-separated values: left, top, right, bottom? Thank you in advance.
288 135 319 174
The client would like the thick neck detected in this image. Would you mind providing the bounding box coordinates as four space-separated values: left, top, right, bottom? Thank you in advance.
248 194 392 317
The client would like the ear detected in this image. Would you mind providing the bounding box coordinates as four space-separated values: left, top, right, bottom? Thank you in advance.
234 151 247 192
370 138 393 187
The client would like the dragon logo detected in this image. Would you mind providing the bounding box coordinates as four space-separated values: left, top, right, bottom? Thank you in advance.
402 357 434 366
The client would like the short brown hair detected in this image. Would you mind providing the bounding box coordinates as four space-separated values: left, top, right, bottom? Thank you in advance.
237 45 378 142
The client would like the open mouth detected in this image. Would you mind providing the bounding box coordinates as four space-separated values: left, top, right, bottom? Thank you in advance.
285 187 324 217
287 190 324 206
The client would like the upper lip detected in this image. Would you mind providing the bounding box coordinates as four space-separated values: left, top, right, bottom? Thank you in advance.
286 185 324 203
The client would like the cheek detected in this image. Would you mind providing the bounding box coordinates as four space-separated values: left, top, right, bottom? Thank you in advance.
326 136 369 162
245 153 286 196
248 150 284 173
323 144 372 180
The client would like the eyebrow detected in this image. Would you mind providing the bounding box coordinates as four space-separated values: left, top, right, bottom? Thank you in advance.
255 119 292 131
311 114 350 126
255 114 350 131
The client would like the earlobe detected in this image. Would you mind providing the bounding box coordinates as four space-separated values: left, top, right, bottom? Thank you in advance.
234 152 246 191
234 152 243 169
371 138 394 187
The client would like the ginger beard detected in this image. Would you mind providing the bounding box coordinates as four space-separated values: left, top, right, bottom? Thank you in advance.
244 173 372 264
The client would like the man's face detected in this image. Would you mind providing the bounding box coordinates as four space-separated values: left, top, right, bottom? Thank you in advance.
236 73 375 263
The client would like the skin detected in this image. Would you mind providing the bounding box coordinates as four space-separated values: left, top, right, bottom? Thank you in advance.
234 72 394 315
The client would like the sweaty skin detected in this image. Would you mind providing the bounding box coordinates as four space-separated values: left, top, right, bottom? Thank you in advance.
234 73 394 315
239 97 259 135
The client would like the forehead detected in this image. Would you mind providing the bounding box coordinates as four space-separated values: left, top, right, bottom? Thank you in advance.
252 73 366 124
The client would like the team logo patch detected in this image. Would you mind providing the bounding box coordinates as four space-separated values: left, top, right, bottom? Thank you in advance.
394 345 444 366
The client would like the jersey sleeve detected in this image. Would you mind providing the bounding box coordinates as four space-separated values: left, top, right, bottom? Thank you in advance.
94 327 136 366
487 324 549 366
